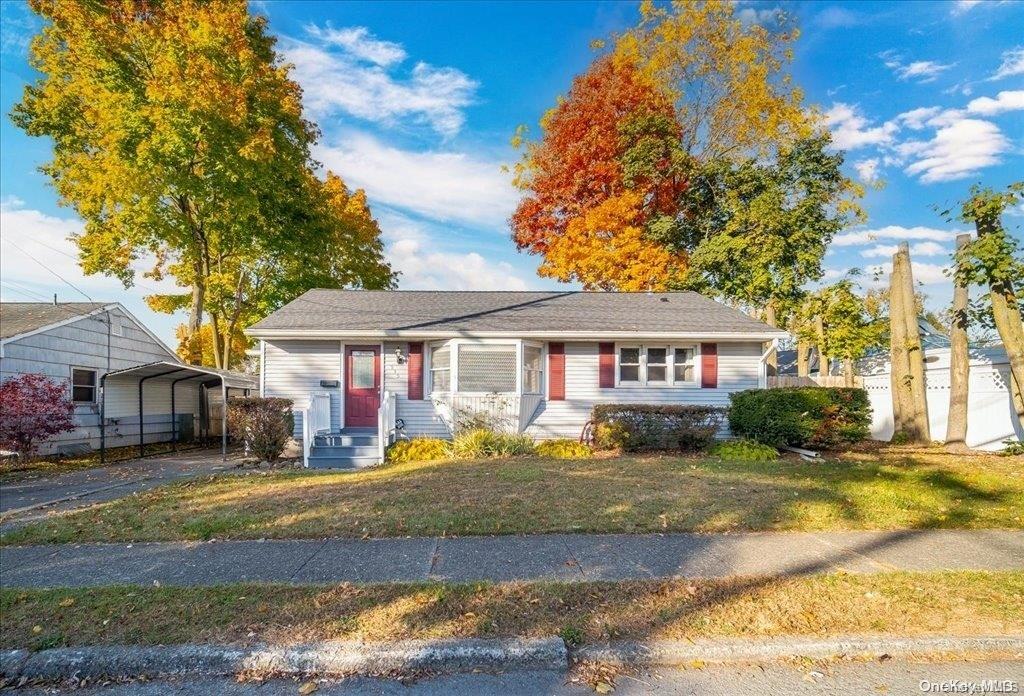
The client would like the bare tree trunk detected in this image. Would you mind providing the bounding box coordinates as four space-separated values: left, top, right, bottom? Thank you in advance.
973 218 1024 429
815 315 829 376
889 250 912 438
797 340 810 377
946 233 971 451
209 314 224 370
896 243 931 442
843 358 855 387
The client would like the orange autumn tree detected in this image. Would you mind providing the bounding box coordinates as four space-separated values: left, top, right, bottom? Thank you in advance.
512 54 688 290
512 0 812 291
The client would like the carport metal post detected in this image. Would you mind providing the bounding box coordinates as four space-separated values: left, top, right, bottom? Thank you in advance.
138 369 184 458
169 373 199 453
221 378 227 460
99 373 108 464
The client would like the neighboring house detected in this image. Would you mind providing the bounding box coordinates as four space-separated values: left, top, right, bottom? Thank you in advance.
247 290 787 468
0 302 180 454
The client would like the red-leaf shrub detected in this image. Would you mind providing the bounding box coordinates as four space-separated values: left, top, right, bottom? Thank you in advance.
0 374 76 456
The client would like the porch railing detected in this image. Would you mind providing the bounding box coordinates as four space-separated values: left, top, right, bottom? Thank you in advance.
433 393 543 434
378 390 397 462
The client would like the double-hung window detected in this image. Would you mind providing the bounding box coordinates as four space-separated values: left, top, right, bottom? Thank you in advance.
72 367 97 403
617 345 698 386
430 344 451 393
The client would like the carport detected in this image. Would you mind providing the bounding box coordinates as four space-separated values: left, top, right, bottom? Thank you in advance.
99 361 258 462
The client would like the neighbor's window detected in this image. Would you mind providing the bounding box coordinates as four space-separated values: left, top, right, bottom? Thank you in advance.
458 343 517 392
430 344 451 392
673 346 696 383
523 344 543 394
618 346 641 383
72 368 97 403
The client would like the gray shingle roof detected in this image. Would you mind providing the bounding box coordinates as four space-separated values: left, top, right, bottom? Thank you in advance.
247 290 784 337
0 302 109 340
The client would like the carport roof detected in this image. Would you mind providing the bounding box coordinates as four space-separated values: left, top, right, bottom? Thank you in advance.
103 360 258 390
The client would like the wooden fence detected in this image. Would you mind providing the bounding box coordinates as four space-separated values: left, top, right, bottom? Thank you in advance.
767 375 862 388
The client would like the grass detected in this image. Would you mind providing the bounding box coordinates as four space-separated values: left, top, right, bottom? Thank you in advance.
2 444 1021 545
2 571 1020 650
0 442 186 483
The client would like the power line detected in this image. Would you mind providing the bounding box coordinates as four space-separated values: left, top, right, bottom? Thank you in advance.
3 238 95 302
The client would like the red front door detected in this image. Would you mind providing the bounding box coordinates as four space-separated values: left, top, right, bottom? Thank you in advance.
345 346 380 428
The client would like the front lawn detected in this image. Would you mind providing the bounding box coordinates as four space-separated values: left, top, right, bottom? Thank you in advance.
3 571 1020 650
2 444 1020 545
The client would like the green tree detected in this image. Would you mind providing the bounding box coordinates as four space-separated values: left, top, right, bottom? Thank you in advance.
12 0 394 369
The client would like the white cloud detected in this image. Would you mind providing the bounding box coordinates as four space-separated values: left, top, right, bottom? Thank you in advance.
303 25 406 66
990 46 1024 81
854 158 880 183
834 225 965 247
953 0 1011 15
814 7 862 29
896 106 942 130
283 26 477 137
824 103 898 149
316 132 518 228
0 198 181 343
865 261 951 286
388 238 532 291
898 117 1010 183
861 241 950 258
879 51 955 83
966 90 1024 116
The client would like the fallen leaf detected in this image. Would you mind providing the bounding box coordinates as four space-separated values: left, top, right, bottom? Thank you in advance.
32 625 42 634
594 681 613 693
298 681 318 695
59 598 75 608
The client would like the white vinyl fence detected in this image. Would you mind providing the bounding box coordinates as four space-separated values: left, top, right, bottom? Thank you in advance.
861 347 1022 451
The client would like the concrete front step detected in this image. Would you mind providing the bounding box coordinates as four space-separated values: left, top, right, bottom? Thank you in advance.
309 444 379 458
314 434 379 447
307 454 379 469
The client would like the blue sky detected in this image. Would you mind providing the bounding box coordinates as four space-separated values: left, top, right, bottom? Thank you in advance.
1 0 1022 346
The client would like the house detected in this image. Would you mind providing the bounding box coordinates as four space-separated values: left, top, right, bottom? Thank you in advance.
247 290 787 468
0 301 257 455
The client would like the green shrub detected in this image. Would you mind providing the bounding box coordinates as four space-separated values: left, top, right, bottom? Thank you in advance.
709 439 779 461
226 397 294 461
386 438 451 463
999 439 1024 457
728 387 871 449
451 428 535 459
535 439 592 459
591 404 724 452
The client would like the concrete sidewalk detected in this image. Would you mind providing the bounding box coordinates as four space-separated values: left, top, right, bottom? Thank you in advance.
2 529 1021 588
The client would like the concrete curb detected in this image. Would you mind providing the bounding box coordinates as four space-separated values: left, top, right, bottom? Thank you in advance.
573 635 1024 666
1 638 568 681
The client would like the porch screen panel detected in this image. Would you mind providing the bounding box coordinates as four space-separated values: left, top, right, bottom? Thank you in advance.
457 344 517 392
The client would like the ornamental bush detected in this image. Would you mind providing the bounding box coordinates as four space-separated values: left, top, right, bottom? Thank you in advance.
226 397 294 461
727 387 871 449
387 438 451 463
591 404 724 452
709 438 780 462
535 438 592 459
450 428 535 459
0 374 75 457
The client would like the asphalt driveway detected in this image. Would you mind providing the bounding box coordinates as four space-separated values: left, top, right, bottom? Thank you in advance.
0 450 240 528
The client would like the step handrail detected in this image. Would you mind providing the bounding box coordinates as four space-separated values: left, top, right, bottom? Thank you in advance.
300 407 311 468
377 390 396 462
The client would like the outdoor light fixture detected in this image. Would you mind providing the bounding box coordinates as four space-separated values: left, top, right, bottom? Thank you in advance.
395 346 406 364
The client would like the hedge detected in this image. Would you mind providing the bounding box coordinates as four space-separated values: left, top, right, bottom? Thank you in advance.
727 387 871 449
227 397 294 461
591 404 724 452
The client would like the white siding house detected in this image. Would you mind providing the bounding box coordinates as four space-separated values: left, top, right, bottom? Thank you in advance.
248 290 784 468
0 302 191 454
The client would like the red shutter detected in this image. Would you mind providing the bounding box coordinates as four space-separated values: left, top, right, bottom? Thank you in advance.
599 342 615 388
407 342 424 400
701 343 718 388
548 342 565 400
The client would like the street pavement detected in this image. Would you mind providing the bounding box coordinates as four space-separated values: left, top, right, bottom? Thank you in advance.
12 658 1023 695
3 529 1022 587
